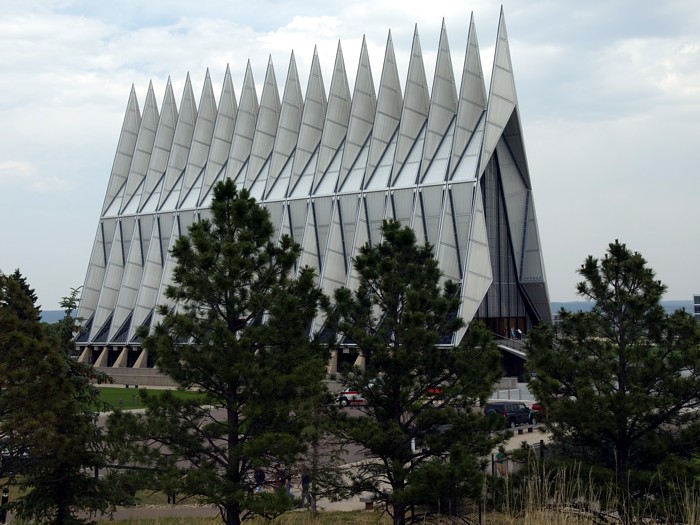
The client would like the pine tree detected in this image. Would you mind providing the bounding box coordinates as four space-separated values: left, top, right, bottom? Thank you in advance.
106 180 328 525
527 240 700 524
330 220 503 525
0 274 116 524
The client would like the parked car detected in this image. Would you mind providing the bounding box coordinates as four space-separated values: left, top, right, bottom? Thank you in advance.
337 388 366 407
483 401 537 428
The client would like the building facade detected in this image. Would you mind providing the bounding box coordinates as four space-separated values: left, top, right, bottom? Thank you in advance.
77 10 551 380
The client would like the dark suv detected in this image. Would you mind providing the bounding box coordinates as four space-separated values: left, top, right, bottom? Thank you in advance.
483 401 536 428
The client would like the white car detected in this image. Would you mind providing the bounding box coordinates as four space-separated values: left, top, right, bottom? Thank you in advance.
337 389 366 407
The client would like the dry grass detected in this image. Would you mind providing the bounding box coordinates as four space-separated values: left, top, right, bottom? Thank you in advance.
6 466 699 524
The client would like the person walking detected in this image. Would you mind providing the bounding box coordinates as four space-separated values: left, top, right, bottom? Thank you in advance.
299 464 312 507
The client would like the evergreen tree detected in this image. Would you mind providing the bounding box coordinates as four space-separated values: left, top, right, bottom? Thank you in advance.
106 180 328 525
527 240 700 524
9 268 39 316
0 274 116 524
330 220 503 525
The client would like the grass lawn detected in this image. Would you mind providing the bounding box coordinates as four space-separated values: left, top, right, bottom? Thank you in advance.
95 387 206 411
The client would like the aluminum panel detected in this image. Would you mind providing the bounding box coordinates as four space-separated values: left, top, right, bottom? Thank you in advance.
178 70 217 208
92 218 136 341
109 216 154 340
451 14 486 178
340 140 369 192
267 155 294 200
392 27 429 184
122 178 144 215
460 189 492 329
497 140 527 276
313 196 333 270
390 188 415 226
298 202 320 273
290 150 317 198
288 199 309 245
121 82 159 215
316 145 343 195
480 11 517 176
393 128 424 187
347 197 370 292
245 57 281 190
365 133 396 190
152 213 187 330
449 181 475 267
101 86 140 216
265 53 303 199
364 191 387 246
451 113 483 182
138 80 178 212
419 185 444 248
289 49 326 197
79 220 116 334
104 182 125 218
158 74 197 210
338 193 360 272
422 20 457 181
521 197 546 283
199 65 238 206
265 200 285 243
180 167 205 209
366 32 402 182
338 37 376 192
314 42 351 192
320 199 347 297
422 121 453 183
437 189 461 282
227 62 259 183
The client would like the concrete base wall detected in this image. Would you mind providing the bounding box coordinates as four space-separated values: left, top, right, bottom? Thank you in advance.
98 367 177 388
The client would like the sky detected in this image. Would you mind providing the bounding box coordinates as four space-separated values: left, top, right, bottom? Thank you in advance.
1 0 699 310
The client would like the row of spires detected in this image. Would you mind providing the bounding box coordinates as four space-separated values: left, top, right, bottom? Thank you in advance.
101 9 523 222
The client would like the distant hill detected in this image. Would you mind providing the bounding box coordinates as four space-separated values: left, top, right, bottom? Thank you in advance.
40 302 694 326
40 310 65 324
551 301 693 316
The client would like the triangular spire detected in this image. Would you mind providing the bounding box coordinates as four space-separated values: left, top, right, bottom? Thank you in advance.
227 61 259 185
245 56 281 190
158 73 198 210
455 186 492 344
101 85 141 216
479 8 518 176
450 13 487 178
289 47 327 197
265 51 304 199
337 36 376 192
78 218 117 334
179 69 218 208
392 25 429 184
421 19 458 181
91 218 131 341
121 81 160 214
138 78 178 212
199 64 238 206
109 217 151 340
129 213 173 340
313 41 351 191
365 31 402 186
